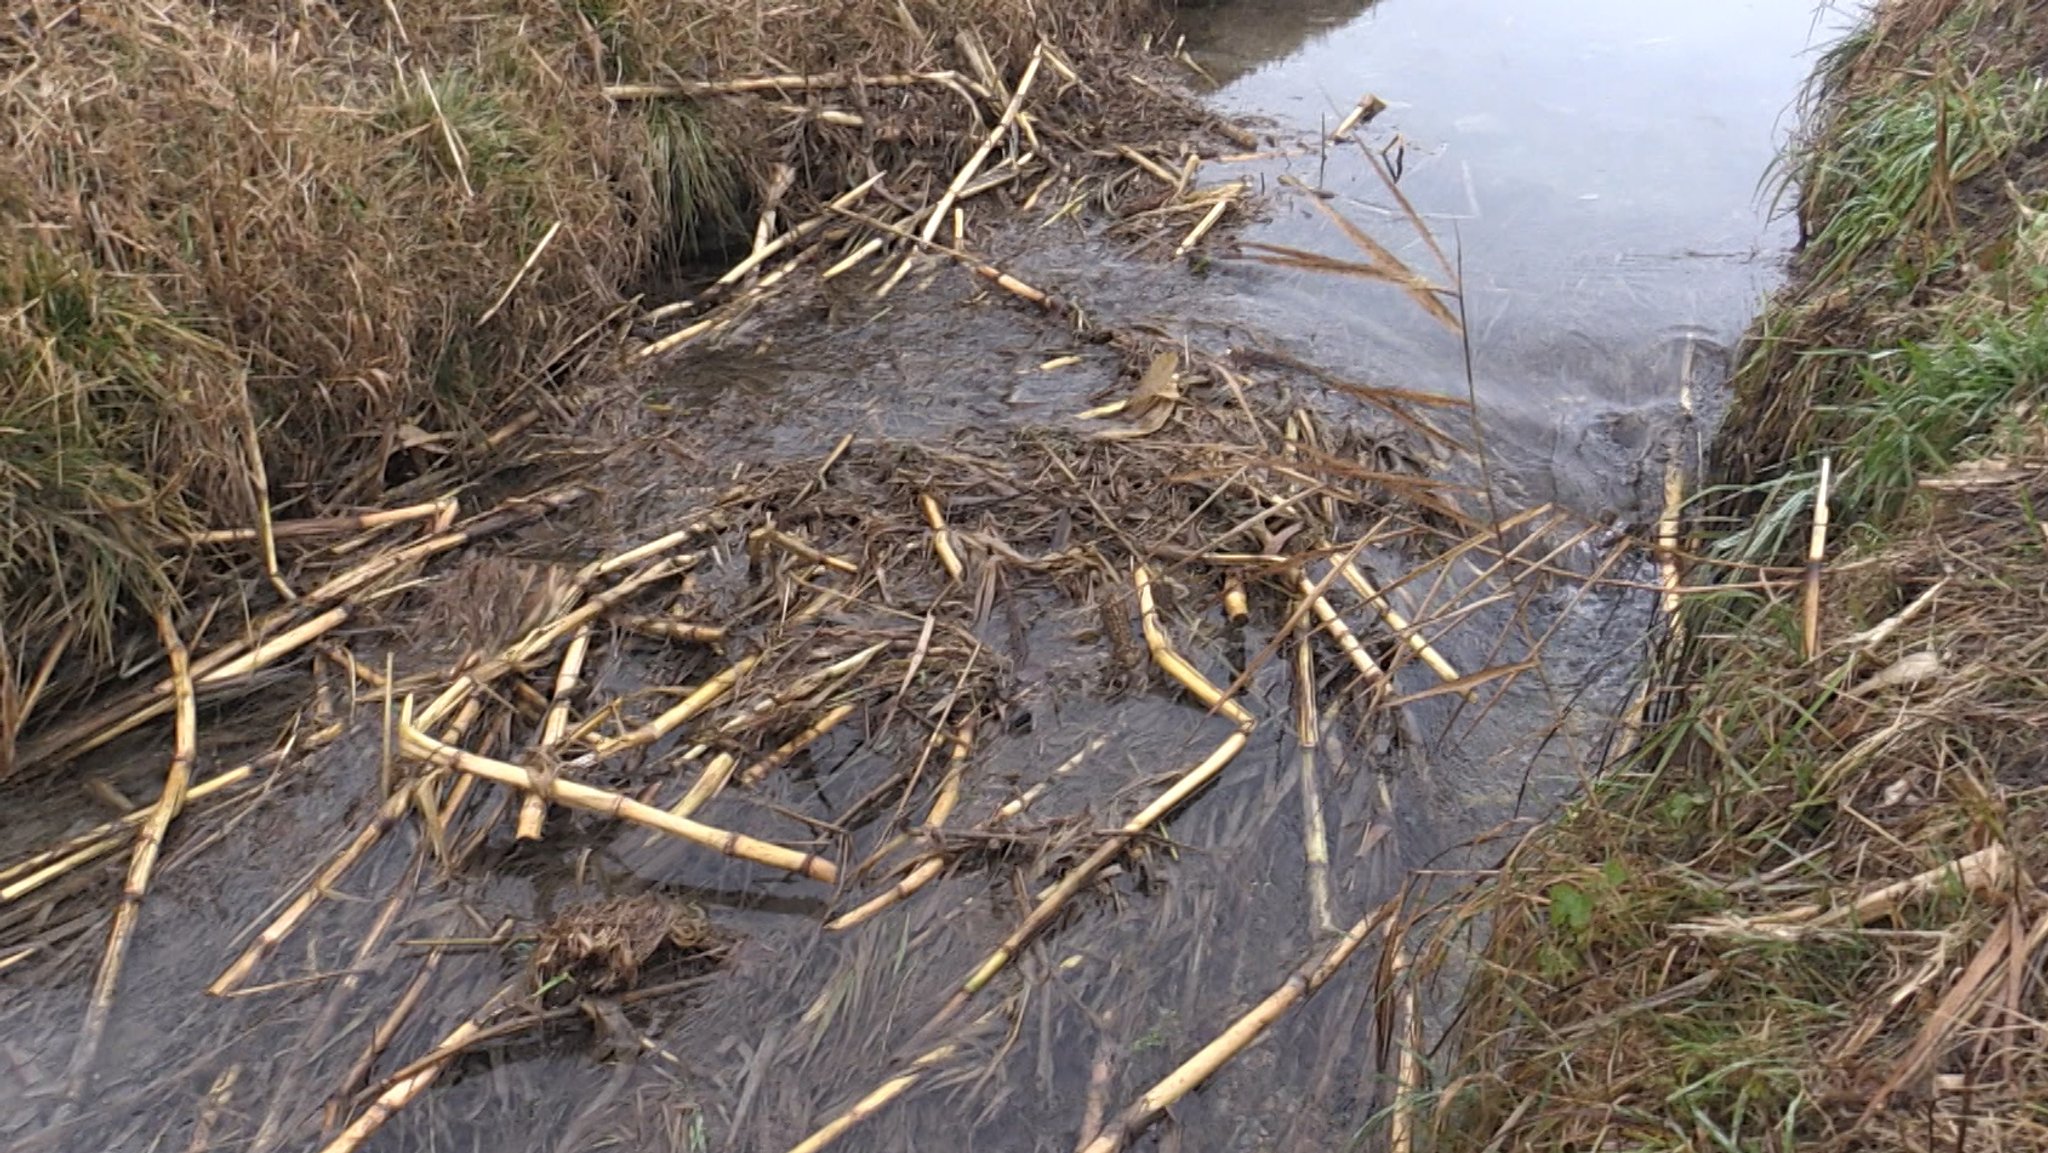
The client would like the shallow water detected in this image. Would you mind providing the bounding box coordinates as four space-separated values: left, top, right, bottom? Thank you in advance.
0 3 1839 1152
1178 0 1837 521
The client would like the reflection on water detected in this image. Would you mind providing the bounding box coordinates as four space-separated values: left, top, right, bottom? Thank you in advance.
1174 0 1378 86
1180 0 1841 518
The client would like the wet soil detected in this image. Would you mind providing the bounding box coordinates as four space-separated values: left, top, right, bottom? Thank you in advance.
0 3 1835 1151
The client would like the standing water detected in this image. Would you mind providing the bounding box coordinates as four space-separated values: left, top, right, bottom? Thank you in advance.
0 3 1839 1151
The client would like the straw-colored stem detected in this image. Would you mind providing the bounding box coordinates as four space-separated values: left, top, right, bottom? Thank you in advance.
1301 581 1386 683
319 1016 486 1153
517 622 592 840
1135 564 1255 729
937 729 1249 1032
208 785 412 996
1293 639 1335 935
1 762 257 897
575 522 706 585
401 708 835 883
718 172 885 289
1335 560 1460 683
667 752 740 823
740 703 859 786
920 493 965 582
1077 904 1391 1153
1389 940 1424 1153
1803 455 1833 662
236 382 292 601
174 499 456 547
326 952 442 1128
988 734 1107 825
826 722 974 930
415 555 689 733
1173 187 1238 258
66 610 196 1104
751 527 860 574
887 49 1043 293
618 615 727 644
784 1037 966 1153
1222 577 1249 623
604 70 971 100
589 653 764 758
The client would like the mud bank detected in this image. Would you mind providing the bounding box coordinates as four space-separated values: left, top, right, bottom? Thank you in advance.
1439 2 2048 1149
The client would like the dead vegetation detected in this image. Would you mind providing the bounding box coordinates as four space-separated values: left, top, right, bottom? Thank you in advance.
0 0 1201 771
0 83 1641 1141
1430 1 2048 1148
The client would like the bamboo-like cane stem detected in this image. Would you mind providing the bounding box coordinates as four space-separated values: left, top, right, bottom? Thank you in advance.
716 172 885 289
208 787 412 996
909 51 1041 256
740 703 859 786
400 707 835 883
604 70 973 100
919 493 965 582
935 729 1249 1033
1293 638 1336 935
319 1016 486 1153
784 1035 969 1153
517 622 592 840
1802 455 1833 662
826 722 974 930
1135 564 1255 729
65 611 197 1105
1301 581 1386 682
1334 560 1460 683
1 762 258 897
588 653 764 758
1077 904 1393 1153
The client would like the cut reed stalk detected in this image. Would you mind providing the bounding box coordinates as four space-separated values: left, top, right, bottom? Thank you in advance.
887 48 1044 293
65 611 197 1105
1077 902 1394 1153
1294 638 1336 934
517 622 592 840
1 762 258 898
1334 560 1460 683
400 706 836 882
1803 454 1834 661
783 1033 971 1153
1301 581 1386 683
936 728 1251 1031
208 786 414 996
920 493 965 582
740 703 860 786
604 70 973 100
588 653 765 758
319 1014 489 1153
826 722 974 930
1135 564 1255 729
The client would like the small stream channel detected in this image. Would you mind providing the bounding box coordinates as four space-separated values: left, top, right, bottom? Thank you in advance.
1 3 1837 1151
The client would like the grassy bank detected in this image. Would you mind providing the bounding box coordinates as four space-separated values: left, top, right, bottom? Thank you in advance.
1433 0 2048 1148
0 0 1162 771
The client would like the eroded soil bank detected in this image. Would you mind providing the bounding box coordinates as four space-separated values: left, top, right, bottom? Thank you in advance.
2 3 1833 1152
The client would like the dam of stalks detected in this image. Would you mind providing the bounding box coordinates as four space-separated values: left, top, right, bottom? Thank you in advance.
0 2 1745 1151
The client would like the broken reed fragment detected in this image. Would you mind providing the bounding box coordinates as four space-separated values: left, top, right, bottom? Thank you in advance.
399 703 837 884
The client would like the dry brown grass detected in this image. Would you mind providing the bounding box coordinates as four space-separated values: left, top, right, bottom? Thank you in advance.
0 0 1164 769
